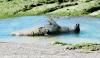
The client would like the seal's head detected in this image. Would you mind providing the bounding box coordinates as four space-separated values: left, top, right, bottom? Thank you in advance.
75 24 80 33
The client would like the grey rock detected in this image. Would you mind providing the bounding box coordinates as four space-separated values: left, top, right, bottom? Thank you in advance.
66 46 77 50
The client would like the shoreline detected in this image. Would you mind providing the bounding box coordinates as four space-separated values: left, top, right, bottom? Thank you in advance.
0 15 100 19
0 41 100 58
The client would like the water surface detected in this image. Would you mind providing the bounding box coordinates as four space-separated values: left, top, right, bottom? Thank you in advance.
0 16 100 44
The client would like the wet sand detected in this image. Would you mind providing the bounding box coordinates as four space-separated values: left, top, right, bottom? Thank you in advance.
0 42 100 58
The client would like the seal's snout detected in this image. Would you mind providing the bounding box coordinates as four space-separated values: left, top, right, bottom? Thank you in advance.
75 24 80 33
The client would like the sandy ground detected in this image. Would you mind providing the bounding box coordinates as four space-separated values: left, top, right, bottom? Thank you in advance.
0 42 100 58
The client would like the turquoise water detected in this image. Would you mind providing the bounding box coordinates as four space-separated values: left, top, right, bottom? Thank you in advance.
0 16 100 44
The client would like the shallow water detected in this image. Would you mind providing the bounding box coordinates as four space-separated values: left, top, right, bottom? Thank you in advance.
0 16 100 44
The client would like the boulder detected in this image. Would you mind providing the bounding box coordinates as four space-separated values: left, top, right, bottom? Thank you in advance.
66 46 77 50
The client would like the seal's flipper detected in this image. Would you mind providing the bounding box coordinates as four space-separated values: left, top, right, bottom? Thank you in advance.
48 19 58 25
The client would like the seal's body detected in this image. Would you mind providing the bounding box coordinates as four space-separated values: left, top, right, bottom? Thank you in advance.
11 19 80 36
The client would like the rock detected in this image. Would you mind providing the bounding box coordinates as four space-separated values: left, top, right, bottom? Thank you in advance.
66 46 77 50
90 47 100 51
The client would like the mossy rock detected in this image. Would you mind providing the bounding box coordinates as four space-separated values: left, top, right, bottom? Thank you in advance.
1 0 12 2
56 0 64 4
78 0 93 2
53 41 100 51
53 41 69 45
